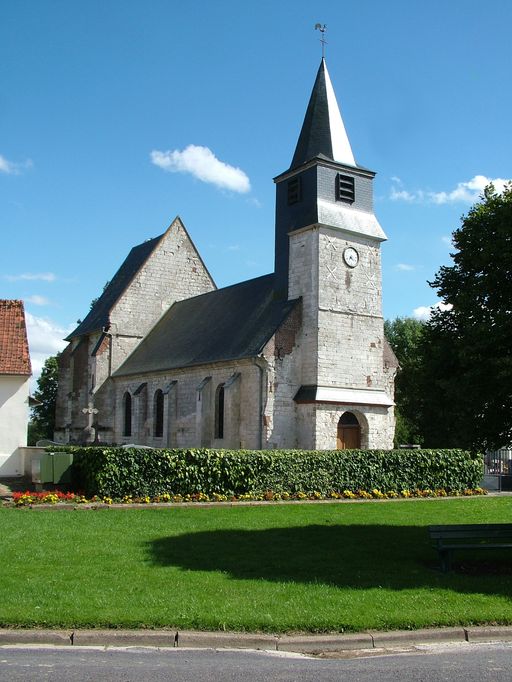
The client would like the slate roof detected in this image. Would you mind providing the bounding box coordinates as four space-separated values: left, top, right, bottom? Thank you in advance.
114 274 300 377
290 58 356 170
67 233 163 340
0 300 31 375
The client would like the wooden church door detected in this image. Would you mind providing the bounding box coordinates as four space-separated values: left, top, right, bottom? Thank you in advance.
337 412 361 449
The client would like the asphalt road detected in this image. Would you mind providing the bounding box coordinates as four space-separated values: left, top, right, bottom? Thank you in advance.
1 642 511 681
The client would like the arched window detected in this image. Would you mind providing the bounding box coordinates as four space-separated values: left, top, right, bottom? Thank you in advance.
154 389 164 437
123 392 132 437
215 384 225 439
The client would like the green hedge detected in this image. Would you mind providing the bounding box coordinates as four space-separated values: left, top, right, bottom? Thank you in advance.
52 447 483 499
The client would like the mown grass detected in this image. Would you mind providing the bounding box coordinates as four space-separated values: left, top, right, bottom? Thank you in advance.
0 497 511 633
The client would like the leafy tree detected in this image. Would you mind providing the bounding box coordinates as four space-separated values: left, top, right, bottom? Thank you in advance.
89 280 110 310
29 355 59 444
384 317 425 446
425 183 512 451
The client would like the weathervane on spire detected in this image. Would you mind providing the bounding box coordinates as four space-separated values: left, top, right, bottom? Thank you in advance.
315 23 327 58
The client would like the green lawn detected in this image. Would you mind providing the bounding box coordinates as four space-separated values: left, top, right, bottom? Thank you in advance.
1 497 511 633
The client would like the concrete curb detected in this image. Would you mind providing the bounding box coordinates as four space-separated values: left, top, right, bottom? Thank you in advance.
1 626 512 653
464 626 512 643
369 626 467 648
0 629 72 646
278 633 373 653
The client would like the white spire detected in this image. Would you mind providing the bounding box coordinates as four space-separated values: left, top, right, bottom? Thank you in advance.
291 59 356 169
323 61 355 166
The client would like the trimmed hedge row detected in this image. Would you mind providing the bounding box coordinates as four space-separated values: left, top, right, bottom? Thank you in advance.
53 446 484 499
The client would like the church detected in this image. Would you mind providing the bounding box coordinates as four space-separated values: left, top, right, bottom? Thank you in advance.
54 59 398 450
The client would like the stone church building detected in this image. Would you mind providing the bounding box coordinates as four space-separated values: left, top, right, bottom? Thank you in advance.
54 59 398 450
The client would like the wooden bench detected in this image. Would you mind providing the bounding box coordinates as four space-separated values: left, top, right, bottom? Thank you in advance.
428 524 512 572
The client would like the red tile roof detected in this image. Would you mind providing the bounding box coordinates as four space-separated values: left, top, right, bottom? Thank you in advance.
0 300 32 375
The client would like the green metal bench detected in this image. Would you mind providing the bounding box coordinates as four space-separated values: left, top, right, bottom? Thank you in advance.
428 524 512 572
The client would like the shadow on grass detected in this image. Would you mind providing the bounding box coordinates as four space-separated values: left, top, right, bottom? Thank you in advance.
148 525 512 595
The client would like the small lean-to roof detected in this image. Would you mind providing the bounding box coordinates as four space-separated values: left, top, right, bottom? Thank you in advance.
114 274 299 377
67 234 163 340
0 300 31 375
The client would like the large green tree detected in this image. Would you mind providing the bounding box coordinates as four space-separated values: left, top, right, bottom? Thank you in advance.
425 183 512 450
384 317 425 446
29 354 59 444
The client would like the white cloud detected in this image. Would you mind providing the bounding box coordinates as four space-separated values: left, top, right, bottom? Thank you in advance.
413 301 453 321
0 154 33 175
390 175 511 205
395 263 415 272
25 313 71 384
227 244 240 252
4 272 57 282
430 175 511 204
26 295 50 306
441 235 453 246
151 145 250 193
390 187 417 202
413 306 433 321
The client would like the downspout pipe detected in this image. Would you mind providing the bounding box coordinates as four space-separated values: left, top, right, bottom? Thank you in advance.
253 356 269 450
102 325 113 378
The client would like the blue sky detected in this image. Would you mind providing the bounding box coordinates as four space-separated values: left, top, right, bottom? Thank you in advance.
1 0 511 379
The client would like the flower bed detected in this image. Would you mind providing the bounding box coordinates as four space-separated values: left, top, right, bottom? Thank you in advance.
12 491 88 506
10 487 488 507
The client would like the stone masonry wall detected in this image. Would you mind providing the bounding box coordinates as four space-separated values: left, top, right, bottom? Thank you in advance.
315 404 394 450
262 304 307 449
287 227 319 387
317 227 390 394
54 345 72 441
109 216 215 373
113 359 263 449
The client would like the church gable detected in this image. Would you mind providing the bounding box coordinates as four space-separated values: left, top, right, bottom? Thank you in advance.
67 234 163 341
68 215 215 344
110 216 215 342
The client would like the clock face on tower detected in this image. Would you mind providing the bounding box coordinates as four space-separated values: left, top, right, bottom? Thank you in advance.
343 246 359 268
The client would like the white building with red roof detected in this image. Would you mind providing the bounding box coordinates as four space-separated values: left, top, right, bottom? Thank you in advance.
0 300 32 475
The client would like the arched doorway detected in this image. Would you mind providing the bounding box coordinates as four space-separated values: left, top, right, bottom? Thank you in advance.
337 412 361 449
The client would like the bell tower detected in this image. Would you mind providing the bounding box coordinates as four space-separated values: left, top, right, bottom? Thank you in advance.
274 58 387 298
273 58 395 449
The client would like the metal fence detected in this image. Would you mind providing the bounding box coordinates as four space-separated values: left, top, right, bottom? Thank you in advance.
483 449 512 491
